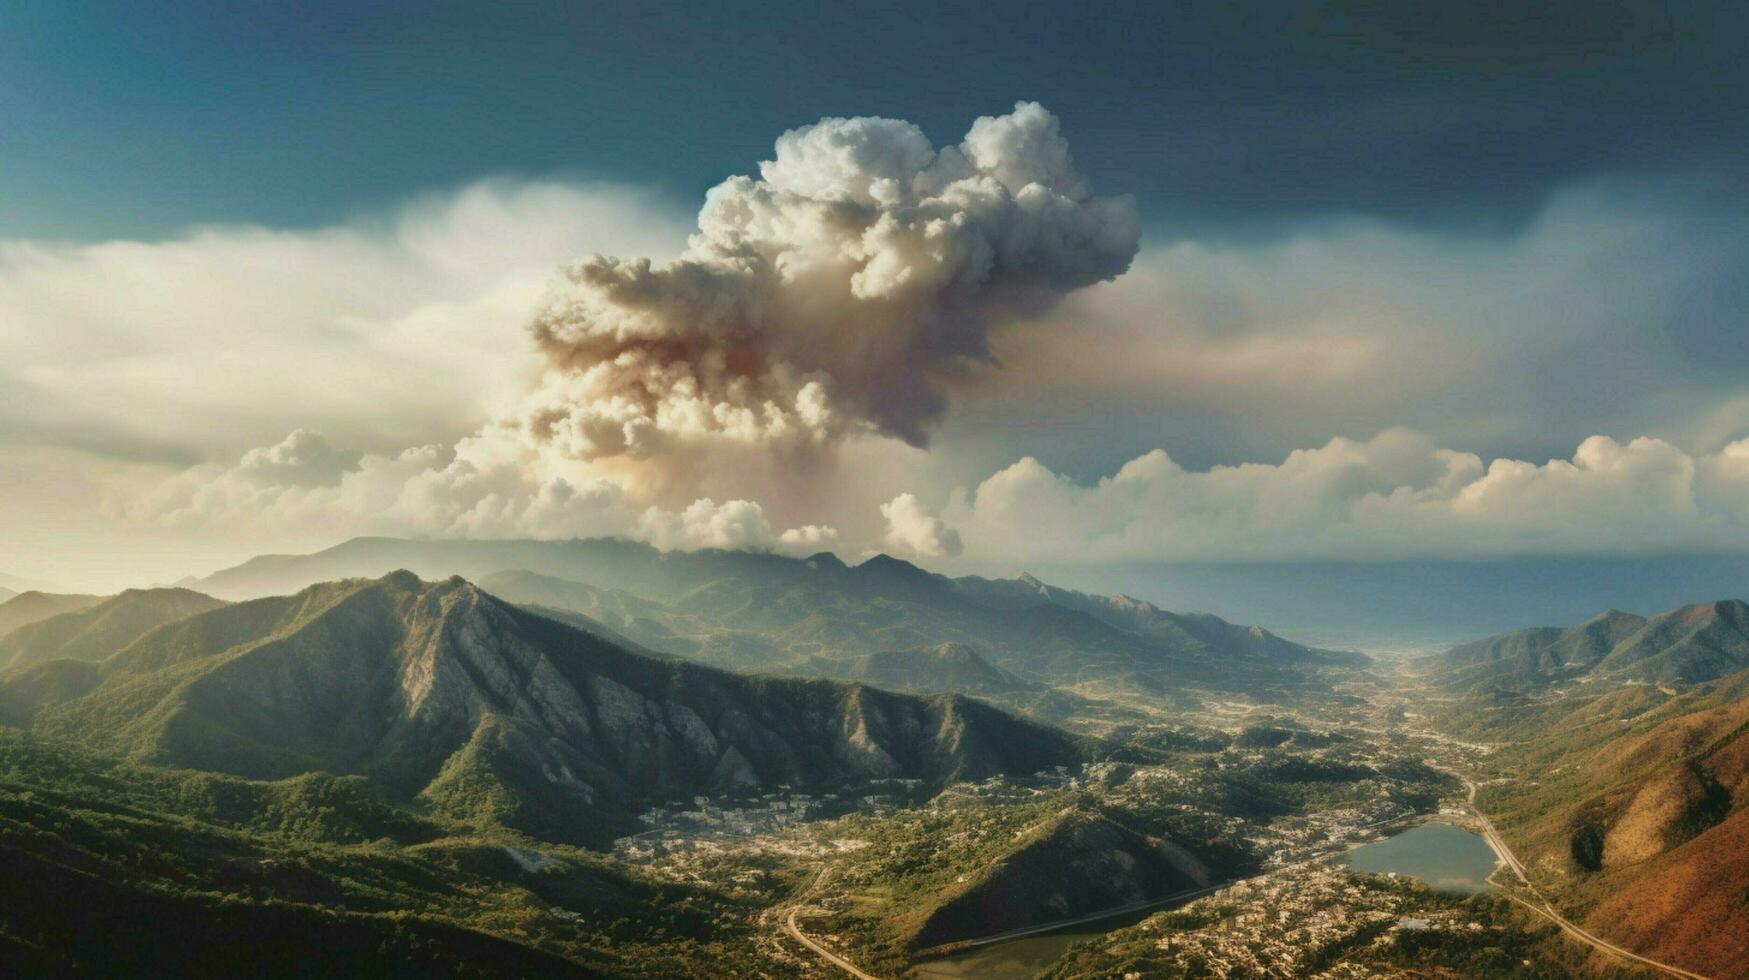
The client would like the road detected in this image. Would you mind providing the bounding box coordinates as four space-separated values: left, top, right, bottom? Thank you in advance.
779 866 882 979
1453 771 1711 980
783 766 1711 979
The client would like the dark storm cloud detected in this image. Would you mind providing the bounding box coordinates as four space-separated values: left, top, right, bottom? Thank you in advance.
4 1 1743 240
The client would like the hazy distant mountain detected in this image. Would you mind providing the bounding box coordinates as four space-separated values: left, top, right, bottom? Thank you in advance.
0 588 222 670
0 591 105 640
0 587 12 605
848 643 1033 696
4 572 1082 846
0 571 43 594
1429 600 1749 691
959 572 1367 666
192 538 1361 697
1032 554 1749 648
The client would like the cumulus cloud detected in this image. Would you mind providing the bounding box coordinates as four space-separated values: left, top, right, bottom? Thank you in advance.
880 492 963 558
0 178 689 464
132 428 835 555
932 429 1749 563
234 430 361 488
519 101 1138 471
949 175 1749 472
102 103 1136 563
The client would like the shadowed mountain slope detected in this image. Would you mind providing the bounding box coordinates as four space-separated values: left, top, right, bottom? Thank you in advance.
908 807 1209 949
3 572 1084 846
0 588 224 671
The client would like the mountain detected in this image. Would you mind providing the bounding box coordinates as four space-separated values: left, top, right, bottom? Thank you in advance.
3 572 1084 846
1594 600 1749 683
192 537 1362 698
1428 609 1647 690
0 570 43 594
1428 601 1749 691
0 588 223 670
0 729 754 978
846 643 1034 696
907 808 1209 950
961 572 1368 666
1022 554 1749 648
477 569 691 655
0 587 12 604
0 591 105 640
1456 666 1749 978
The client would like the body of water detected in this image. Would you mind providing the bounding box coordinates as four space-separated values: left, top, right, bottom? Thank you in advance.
914 822 1498 977
1342 821 1498 893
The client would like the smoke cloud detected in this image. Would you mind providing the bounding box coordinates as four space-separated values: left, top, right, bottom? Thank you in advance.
517 102 1138 476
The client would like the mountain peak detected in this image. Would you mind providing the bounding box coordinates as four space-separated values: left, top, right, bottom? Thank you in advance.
857 553 922 573
380 569 424 591
18 574 1081 846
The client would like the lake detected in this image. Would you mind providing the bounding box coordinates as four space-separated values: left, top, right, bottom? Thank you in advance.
913 822 1499 978
1342 821 1499 894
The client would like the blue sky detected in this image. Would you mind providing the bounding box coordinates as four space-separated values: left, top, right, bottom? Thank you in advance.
6 0 1745 241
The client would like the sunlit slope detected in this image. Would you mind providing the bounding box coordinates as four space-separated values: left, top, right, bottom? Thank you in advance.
0 588 224 670
4 572 1084 846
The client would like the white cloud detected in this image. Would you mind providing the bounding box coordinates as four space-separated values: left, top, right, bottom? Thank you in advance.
0 178 689 464
949 176 1749 472
933 430 1749 563
522 101 1138 469
880 492 963 558
131 427 835 556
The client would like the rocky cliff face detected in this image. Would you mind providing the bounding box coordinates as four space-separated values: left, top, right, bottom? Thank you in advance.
10 572 1084 846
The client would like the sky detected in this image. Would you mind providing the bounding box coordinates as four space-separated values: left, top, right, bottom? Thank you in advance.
3 0 1749 591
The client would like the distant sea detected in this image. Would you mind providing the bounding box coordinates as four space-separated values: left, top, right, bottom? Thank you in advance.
1016 554 1749 652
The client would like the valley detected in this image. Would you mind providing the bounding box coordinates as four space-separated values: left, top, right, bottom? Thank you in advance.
0 538 1744 977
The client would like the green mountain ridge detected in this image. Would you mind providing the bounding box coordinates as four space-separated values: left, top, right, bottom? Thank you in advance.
0 591 106 642
848 643 1035 696
0 588 225 671
196 538 1363 700
1428 600 1749 692
3 571 1085 847
909 806 1209 949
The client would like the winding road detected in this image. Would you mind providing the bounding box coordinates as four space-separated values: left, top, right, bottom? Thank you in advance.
782 767 1713 979
780 866 881 979
1455 772 1711 980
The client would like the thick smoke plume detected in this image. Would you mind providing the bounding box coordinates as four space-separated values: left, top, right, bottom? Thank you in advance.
130 105 1139 553
519 102 1139 469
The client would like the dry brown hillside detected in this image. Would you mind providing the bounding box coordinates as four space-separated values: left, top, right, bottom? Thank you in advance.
1478 672 1749 977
